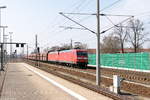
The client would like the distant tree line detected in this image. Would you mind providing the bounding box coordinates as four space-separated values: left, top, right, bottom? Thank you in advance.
43 42 88 53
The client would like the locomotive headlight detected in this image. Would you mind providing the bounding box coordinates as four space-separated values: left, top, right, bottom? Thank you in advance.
83 57 88 59
77 57 82 59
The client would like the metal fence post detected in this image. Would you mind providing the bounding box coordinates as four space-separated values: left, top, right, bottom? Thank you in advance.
1 44 4 71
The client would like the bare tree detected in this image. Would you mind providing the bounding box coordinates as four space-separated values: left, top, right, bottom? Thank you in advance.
101 34 121 53
43 47 51 53
43 42 88 53
60 42 88 50
127 19 150 53
60 43 72 50
49 46 60 51
113 23 128 53
74 42 88 49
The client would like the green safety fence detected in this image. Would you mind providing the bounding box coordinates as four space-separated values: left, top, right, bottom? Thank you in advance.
88 53 150 70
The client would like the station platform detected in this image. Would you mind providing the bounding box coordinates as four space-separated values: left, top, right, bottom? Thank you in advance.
0 63 112 100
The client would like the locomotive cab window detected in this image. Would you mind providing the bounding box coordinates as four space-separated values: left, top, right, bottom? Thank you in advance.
77 52 87 56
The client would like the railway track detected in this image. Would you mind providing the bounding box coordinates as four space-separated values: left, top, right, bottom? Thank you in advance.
41 63 150 85
73 66 150 85
25 60 150 98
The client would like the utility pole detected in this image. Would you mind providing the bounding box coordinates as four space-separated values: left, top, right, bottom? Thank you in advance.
59 0 134 87
59 0 133 86
70 39 73 49
96 0 101 85
59 0 101 85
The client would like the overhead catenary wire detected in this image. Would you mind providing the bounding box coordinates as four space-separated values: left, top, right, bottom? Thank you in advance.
104 15 118 26
100 16 134 34
57 0 131 34
60 10 133 31
59 26 87 30
38 0 92 48
57 0 124 36
41 0 92 38
40 0 128 50
71 0 89 13
39 0 89 36
59 0 90 25
60 12 134 34
65 15 94 29
104 15 144 30
59 12 96 34
59 0 92 28
100 0 122 12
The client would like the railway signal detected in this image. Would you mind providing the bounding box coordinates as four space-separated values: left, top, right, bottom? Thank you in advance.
0 42 26 71
16 43 19 47
21 44 24 47
16 43 24 47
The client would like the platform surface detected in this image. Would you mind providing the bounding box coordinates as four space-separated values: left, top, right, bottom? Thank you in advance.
0 63 112 100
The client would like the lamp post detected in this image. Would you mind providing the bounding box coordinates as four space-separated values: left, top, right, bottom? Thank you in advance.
0 26 8 66
0 6 6 42
0 6 6 71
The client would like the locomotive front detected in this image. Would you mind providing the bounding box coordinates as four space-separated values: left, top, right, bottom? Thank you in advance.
76 49 88 67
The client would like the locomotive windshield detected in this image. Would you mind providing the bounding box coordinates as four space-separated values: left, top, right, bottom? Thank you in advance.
77 52 87 56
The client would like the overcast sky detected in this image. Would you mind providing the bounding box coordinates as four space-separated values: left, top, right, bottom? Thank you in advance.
1 0 150 54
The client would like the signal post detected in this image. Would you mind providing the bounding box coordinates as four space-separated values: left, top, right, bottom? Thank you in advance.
0 42 26 71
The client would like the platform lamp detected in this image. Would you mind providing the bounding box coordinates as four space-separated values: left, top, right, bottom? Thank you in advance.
0 6 6 42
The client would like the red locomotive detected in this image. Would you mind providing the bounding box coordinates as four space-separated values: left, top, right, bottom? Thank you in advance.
28 49 88 68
